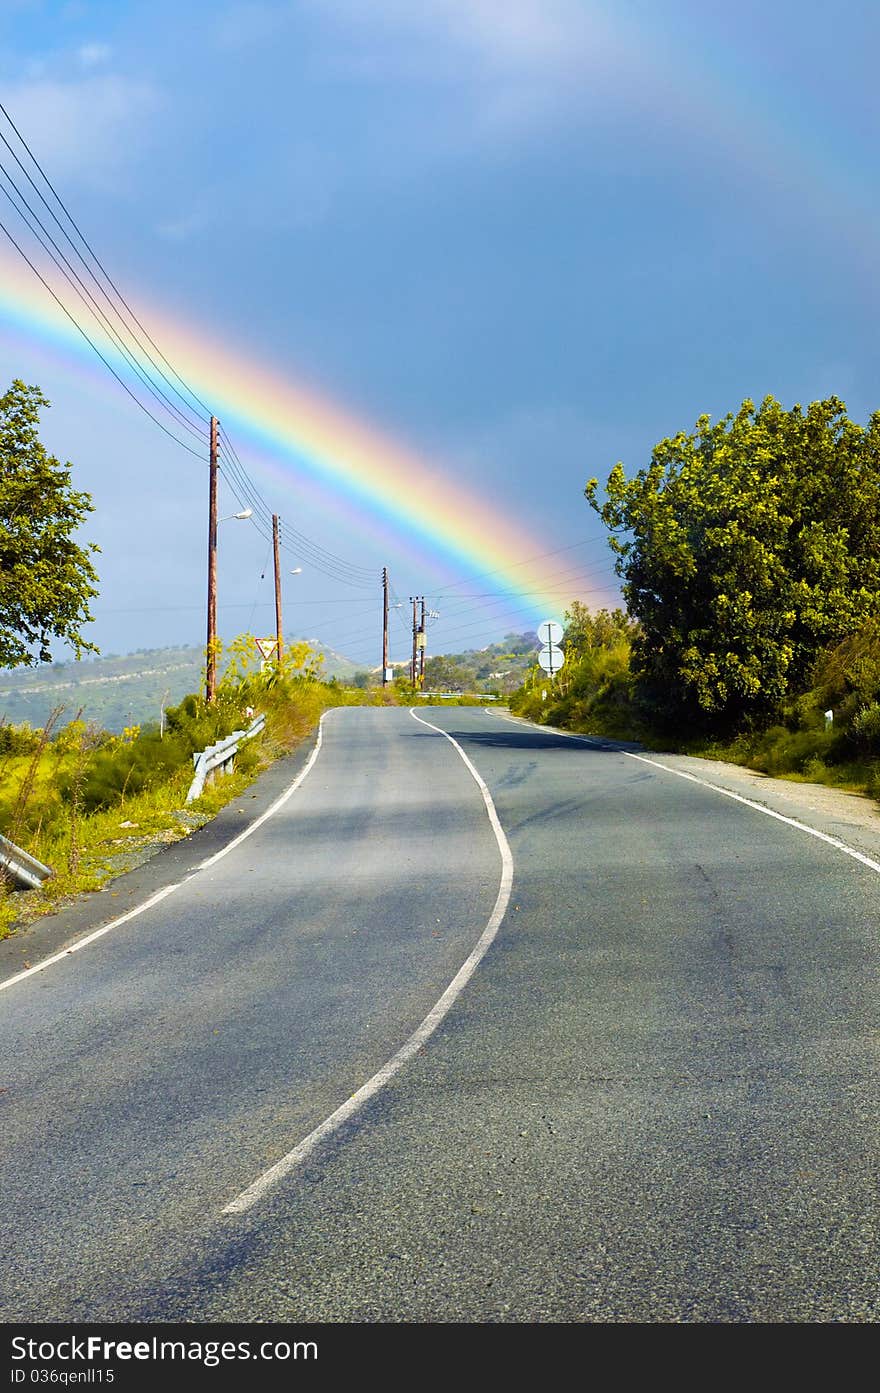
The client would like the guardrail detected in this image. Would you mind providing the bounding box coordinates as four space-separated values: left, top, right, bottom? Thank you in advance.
0 833 54 891
186 713 266 804
416 692 499 700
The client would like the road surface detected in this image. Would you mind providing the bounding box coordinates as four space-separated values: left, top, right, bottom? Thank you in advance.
1 705 878 1322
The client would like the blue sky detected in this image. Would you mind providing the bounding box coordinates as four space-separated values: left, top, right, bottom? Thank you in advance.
0 1 877 668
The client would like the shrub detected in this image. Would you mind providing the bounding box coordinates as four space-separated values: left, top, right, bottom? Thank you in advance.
0 722 42 756
848 702 880 754
59 732 191 813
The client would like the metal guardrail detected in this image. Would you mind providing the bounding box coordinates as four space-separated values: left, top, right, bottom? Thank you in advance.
417 692 499 700
0 833 54 891
186 713 266 804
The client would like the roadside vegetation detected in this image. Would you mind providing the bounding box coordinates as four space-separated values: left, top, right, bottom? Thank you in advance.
512 395 880 804
0 636 397 938
421 632 539 696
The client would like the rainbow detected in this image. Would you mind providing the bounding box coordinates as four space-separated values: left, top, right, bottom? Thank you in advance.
0 245 617 626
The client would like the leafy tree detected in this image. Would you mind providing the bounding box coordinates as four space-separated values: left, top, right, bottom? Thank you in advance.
424 654 472 690
563 601 638 657
586 396 880 729
510 601 637 735
0 380 99 668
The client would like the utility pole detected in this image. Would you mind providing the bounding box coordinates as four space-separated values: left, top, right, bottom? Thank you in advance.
272 513 283 666
206 415 219 704
410 596 419 686
382 567 389 686
419 597 427 686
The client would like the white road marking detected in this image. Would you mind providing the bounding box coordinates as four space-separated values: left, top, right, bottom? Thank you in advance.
221 706 514 1216
486 709 880 877
623 752 880 875
197 715 326 872
0 882 183 994
0 714 331 995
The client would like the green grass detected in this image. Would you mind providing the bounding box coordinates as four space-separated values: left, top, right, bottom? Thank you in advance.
0 672 399 940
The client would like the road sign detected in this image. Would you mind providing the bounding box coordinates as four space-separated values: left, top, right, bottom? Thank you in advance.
256 638 277 660
537 619 563 647
538 644 565 675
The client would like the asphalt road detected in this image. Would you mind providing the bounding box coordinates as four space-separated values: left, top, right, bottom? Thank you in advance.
1 705 878 1322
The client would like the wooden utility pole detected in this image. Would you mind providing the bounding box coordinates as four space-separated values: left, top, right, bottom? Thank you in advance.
410 596 418 685
206 415 219 704
419 597 427 686
382 567 389 686
272 513 283 666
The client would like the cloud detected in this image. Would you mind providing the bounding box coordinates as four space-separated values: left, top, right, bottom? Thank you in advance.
306 0 630 145
0 73 162 189
76 42 112 69
312 0 619 77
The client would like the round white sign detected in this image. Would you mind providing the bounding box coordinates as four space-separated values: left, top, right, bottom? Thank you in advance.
537 644 565 674
537 619 563 647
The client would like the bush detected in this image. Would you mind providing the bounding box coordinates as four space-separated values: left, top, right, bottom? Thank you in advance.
0 722 42 756
59 732 191 813
848 702 880 754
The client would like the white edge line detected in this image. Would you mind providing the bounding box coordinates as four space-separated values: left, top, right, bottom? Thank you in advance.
196 713 327 872
0 882 183 993
623 752 880 875
221 705 514 1216
485 707 880 877
0 714 332 995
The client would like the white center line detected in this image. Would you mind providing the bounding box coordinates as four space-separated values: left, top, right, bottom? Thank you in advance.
221 706 514 1216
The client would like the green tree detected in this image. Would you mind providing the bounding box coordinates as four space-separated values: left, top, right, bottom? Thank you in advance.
0 381 99 668
423 654 472 691
563 601 637 657
586 396 880 730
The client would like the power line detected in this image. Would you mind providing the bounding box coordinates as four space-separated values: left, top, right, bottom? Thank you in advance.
218 427 375 576
426 557 619 626
0 99 383 595
0 214 207 458
0 160 208 444
429 536 617 598
0 100 214 426
428 584 620 647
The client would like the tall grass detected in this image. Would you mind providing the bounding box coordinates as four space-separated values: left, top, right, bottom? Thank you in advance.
0 638 398 938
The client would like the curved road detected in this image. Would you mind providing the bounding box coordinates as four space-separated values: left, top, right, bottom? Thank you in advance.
1 705 878 1322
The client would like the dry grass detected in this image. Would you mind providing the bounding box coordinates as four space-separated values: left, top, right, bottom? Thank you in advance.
0 677 396 940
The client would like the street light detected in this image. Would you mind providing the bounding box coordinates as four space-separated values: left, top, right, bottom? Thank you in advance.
207 503 254 703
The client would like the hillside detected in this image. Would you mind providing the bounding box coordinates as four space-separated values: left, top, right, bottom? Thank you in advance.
0 640 362 733
423 631 539 695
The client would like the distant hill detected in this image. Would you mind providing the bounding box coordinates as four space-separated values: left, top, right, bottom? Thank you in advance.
423 631 539 695
0 639 362 733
